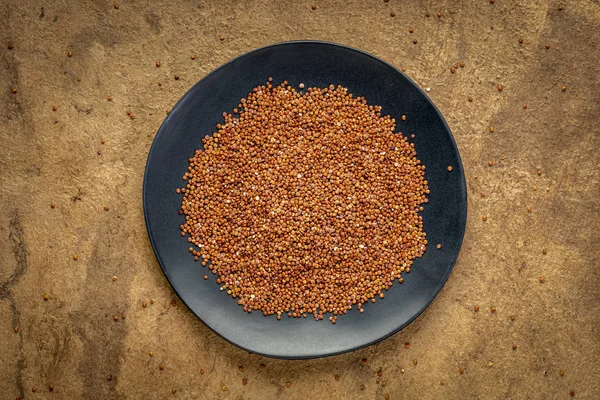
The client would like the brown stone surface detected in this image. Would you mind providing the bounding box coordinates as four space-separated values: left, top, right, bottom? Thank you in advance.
1 1 599 399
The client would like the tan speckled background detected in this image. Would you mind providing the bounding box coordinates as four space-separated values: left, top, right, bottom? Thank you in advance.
1 0 599 399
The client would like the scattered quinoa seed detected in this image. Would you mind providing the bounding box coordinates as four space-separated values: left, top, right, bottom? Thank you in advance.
498 85 503 91
32 387 37 392
488 362 494 367
436 244 442 249
172 388 177 394
311 5 316 10
104 205 110 211
175 75 179 80
8 43 13 50
73 255 78 260
390 12 395 17
491 306 497 313
360 384 365 390
67 51 73 57
482 216 487 221
519 38 524 44
219 35 224 41
150 298 155 304
114 4 119 9
242 378 248 385
474 305 480 312
49 385 54 391
562 85 567 91
560 370 565 376
11 88 17 94
405 342 410 349
191 55 196 60
513 344 517 350
413 359 418 365
545 44 550 49
51 203 56 209
447 166 453 172
156 62 161 67
539 277 545 283
43 294 49 301
14 326 19 333
488 161 494 166
149 351 153 356
542 249 547 255
286 382 292 388
570 390 575 396
204 275 208 280
468 97 473 102
459 368 465 374
52 105 57 111
160 364 165 370
299 83 305 89
440 380 445 385
222 385 227 391
113 315 119 321
112 275 117 281
142 301 148 307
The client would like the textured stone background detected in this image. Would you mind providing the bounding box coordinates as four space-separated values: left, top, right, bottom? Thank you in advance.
1 0 599 399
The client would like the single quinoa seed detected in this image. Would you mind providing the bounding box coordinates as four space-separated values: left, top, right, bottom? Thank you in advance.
107 96 112 101
150 298 155 304
545 44 550 49
142 301 148 307
112 275 117 281
8 43 13 50
436 244 442 249
49 385 54 391
156 62 161 67
512 344 517 350
14 326 19 333
113 315 119 321
405 342 410 349
560 370 565 376
542 249 547 255
488 362 494 367
52 105 57 111
390 12 395 17
459 368 464 374
179 81 428 320
335 374 340 380
172 388 177 394
286 382 292 388
191 55 196 60
413 359 418 365
51 203 56 209
562 85 567 92
149 351 153 356
523 104 527 109
67 51 73 57
539 277 545 283
519 38 524 44
11 88 17 94
73 255 78 260
114 4 119 9
488 161 494 166
222 385 227 391
32 387 37 392
460 62 465 68
447 166 453 172
570 390 575 396
474 305 479 312
104 205 110 211
43 294 49 301
497 85 503 91
242 378 248 385
482 216 487 221
360 384 365 390
159 364 165 370
468 97 473 102
440 380 445 385
175 75 180 80
311 5 317 10
491 306 496 313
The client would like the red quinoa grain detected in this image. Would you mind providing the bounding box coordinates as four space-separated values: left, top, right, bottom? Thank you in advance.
179 82 428 321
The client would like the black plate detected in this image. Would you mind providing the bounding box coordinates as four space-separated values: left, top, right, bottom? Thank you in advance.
143 41 467 359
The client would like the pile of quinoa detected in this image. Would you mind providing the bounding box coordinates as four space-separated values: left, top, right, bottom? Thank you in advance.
178 79 429 321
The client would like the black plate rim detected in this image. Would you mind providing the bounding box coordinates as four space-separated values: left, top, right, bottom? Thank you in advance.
142 40 468 359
